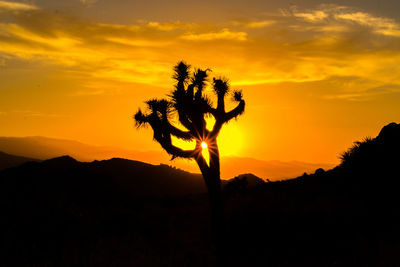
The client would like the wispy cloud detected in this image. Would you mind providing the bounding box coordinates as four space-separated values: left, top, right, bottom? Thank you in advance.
322 84 400 101
0 1 37 11
294 10 328 22
181 28 247 41
335 12 400 37
243 20 275 29
291 5 400 37
79 0 98 6
146 21 193 31
0 3 400 100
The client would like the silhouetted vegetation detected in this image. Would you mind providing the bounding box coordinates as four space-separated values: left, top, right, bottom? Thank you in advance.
134 61 245 260
340 136 374 166
1 122 400 266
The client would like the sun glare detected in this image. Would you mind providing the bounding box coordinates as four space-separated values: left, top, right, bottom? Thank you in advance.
201 142 208 149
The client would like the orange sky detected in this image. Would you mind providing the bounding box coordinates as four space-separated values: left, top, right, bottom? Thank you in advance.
1 0 400 165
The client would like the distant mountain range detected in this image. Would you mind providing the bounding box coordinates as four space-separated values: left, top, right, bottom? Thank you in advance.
0 136 334 180
0 151 39 171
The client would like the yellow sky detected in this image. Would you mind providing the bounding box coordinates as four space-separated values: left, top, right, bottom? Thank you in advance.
1 1 400 164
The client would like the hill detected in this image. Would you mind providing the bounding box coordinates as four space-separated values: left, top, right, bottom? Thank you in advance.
0 136 162 162
1 122 399 266
0 155 263 197
0 156 207 197
0 136 334 180
222 122 400 266
0 151 39 171
220 156 334 180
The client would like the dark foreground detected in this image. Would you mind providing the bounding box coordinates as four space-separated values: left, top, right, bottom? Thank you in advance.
1 123 400 266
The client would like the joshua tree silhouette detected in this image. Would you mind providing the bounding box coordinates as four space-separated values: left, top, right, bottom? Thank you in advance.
134 61 245 255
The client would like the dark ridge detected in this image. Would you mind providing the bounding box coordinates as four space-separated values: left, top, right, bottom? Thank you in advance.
232 173 265 186
223 173 265 192
41 155 79 167
0 151 39 171
0 155 206 198
377 122 400 145
1 122 400 266
338 122 400 171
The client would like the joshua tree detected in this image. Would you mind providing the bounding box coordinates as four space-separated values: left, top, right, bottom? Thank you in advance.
134 61 245 251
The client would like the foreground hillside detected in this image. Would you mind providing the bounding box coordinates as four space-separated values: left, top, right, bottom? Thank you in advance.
0 122 399 266
0 156 264 198
0 156 208 197
0 151 39 171
0 136 334 179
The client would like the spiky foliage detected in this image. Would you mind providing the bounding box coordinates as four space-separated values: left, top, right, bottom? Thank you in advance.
232 90 243 102
134 62 246 259
340 137 375 165
173 61 190 83
134 61 245 161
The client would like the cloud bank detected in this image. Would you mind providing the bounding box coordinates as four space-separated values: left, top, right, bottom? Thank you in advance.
0 2 399 100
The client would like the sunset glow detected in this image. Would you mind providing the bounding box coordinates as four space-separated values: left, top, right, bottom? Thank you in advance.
2 1 399 265
1 0 400 171
201 142 208 150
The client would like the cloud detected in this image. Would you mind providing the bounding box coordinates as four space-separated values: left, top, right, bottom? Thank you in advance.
294 10 328 22
181 28 247 41
246 21 273 28
146 21 193 31
0 1 37 11
291 5 400 37
0 3 400 101
105 37 170 47
322 84 400 101
79 0 98 6
243 20 275 29
335 12 400 37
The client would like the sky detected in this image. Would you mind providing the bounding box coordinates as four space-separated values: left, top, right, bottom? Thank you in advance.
1 0 400 165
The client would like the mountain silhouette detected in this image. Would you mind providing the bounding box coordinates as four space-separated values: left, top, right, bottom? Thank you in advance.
0 136 334 180
1 156 207 197
0 151 39 171
222 122 400 266
0 136 164 162
0 155 263 197
1 122 399 266
339 122 400 171
221 156 334 180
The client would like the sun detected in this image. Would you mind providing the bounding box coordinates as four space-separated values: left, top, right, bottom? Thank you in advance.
201 142 208 149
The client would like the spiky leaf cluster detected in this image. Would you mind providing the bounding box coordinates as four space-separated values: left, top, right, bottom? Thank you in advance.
134 61 245 160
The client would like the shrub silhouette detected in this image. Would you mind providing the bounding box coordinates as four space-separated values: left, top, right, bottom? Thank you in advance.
340 123 400 168
340 136 375 166
134 61 245 255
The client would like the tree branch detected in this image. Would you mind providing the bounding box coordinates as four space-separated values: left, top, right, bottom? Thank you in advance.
213 78 229 113
166 122 193 140
208 100 245 138
159 110 193 141
209 119 224 139
153 128 196 159
224 100 245 122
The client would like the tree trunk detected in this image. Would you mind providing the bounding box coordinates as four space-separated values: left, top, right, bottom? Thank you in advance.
197 140 225 265
202 170 225 265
